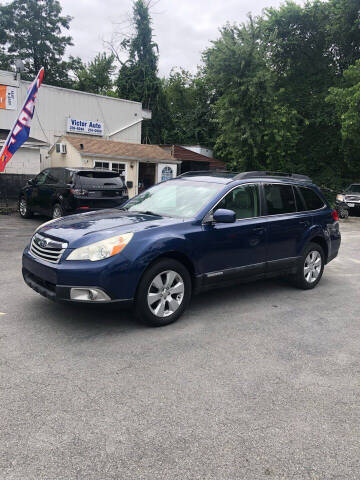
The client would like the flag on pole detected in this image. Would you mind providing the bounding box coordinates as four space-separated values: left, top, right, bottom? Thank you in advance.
0 67 44 173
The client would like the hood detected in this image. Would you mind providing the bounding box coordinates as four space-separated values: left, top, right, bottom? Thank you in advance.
37 209 182 247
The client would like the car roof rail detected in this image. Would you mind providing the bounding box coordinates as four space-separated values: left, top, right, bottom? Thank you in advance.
233 171 312 182
177 170 231 177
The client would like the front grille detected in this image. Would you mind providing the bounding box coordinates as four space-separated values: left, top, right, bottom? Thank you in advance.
345 195 360 202
29 233 67 264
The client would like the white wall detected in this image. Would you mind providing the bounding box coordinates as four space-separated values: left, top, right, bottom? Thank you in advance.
3 147 40 175
0 70 144 147
182 145 214 159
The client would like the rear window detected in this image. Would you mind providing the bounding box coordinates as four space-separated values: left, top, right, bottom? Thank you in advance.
75 171 124 188
298 187 324 210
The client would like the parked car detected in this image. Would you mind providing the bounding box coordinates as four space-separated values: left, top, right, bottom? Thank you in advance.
336 184 360 215
19 167 128 219
22 171 341 327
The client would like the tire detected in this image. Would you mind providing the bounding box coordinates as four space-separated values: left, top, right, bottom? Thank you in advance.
19 197 33 218
338 206 349 219
52 203 64 219
135 258 192 327
291 242 325 290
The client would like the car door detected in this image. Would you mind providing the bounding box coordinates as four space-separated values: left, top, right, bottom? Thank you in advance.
28 169 49 213
37 168 64 215
263 183 311 272
197 183 268 284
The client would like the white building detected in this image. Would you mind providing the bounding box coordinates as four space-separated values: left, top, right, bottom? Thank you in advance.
0 69 178 198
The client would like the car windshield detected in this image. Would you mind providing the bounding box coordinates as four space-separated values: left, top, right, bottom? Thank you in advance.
347 185 360 193
122 179 224 218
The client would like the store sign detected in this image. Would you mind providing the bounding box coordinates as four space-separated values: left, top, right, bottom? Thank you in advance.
67 117 104 136
0 85 17 110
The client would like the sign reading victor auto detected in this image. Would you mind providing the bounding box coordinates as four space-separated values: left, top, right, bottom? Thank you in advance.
67 117 104 136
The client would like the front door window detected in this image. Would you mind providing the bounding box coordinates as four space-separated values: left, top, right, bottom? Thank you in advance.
216 184 260 219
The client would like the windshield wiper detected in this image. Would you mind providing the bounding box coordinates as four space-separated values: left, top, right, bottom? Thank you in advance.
137 210 162 217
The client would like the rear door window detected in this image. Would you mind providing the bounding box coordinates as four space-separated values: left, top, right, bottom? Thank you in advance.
298 187 324 211
45 169 63 185
294 187 306 211
75 171 124 188
264 184 296 215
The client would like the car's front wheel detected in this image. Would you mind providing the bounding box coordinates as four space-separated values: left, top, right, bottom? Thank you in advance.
135 258 192 327
292 242 325 289
19 197 33 218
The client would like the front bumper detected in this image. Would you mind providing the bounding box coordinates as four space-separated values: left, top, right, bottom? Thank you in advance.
22 248 136 305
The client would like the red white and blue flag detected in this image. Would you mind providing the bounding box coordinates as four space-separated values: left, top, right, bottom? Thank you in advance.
0 67 44 172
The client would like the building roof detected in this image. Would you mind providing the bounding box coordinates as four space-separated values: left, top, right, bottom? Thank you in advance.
60 135 178 163
160 145 225 169
0 129 49 146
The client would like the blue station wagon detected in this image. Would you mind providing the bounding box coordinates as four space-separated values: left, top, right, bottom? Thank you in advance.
22 171 341 326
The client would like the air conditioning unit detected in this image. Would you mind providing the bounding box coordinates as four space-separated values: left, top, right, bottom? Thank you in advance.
56 143 67 154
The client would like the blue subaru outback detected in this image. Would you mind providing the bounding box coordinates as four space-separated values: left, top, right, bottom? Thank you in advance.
22 171 341 326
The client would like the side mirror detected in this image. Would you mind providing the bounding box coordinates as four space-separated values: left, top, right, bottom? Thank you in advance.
27 178 35 186
213 208 236 223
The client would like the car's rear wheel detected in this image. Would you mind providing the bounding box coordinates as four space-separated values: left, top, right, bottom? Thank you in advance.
52 203 64 219
135 258 191 327
19 197 33 218
292 242 325 289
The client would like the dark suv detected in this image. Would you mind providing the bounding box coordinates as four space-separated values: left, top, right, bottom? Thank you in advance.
19 167 128 219
22 171 341 327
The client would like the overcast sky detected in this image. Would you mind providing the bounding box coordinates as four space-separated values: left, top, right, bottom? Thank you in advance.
60 0 301 77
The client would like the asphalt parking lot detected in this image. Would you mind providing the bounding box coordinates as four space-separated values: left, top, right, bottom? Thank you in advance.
1 213 360 480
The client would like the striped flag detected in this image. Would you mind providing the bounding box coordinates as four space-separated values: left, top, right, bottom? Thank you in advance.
0 67 44 173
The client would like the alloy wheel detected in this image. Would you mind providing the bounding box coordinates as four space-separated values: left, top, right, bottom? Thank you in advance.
147 270 185 318
304 250 322 283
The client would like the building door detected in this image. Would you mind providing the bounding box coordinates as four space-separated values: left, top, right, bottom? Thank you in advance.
138 162 156 193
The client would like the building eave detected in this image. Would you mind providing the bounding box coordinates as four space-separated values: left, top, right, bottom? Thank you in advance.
80 152 181 164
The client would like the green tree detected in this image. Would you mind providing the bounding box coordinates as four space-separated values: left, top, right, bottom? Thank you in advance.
0 0 74 87
260 0 360 185
327 60 360 176
74 53 115 95
115 0 170 143
203 19 300 171
163 68 216 146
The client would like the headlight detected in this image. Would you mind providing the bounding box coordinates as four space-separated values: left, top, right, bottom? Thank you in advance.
336 194 345 202
66 233 133 261
34 218 58 233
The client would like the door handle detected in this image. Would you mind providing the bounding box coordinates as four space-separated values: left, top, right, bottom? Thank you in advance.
299 220 310 227
252 227 265 233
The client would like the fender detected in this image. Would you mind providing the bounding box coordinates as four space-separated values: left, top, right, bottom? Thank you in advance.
297 224 329 259
119 230 198 298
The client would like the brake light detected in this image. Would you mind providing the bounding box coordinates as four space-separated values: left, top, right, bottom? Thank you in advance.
332 209 339 221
